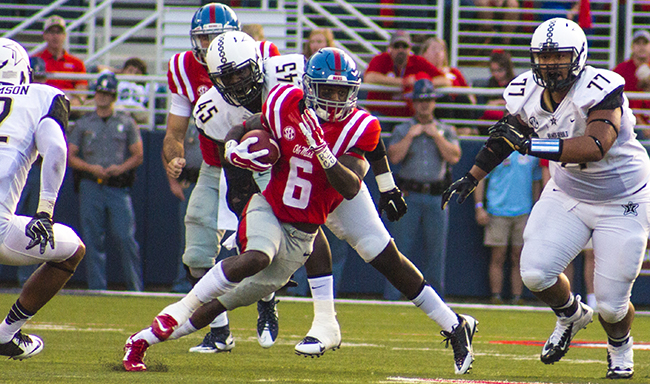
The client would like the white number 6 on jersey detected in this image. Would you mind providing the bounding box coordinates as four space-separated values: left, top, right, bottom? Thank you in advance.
283 157 312 209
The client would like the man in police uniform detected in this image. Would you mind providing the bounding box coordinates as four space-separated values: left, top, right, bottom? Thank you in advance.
385 78 461 300
443 18 649 379
67 72 144 291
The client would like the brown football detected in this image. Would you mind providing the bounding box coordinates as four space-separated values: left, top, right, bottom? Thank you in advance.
240 129 280 165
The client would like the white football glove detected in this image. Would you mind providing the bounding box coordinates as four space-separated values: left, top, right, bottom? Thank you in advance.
225 137 272 172
298 108 337 169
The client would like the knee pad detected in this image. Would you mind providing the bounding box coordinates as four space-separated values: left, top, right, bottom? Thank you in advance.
355 235 390 263
521 269 556 292
598 301 629 324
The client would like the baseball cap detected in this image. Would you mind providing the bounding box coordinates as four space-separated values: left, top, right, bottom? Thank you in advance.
95 71 118 94
390 30 411 47
43 15 66 32
633 29 650 43
411 78 440 100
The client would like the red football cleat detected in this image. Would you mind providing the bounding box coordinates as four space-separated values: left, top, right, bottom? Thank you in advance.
123 335 149 372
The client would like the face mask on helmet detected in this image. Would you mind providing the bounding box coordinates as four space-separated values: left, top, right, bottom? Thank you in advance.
0 38 31 86
303 48 360 122
206 31 263 107
530 18 587 92
190 3 241 66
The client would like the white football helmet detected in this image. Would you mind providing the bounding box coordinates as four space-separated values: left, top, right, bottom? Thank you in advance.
205 31 263 107
0 38 31 86
530 18 587 91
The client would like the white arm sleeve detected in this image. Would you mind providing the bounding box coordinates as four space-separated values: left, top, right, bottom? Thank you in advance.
34 117 68 216
169 93 193 117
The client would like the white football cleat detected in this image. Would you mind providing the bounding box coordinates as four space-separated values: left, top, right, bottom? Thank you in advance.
607 337 634 379
0 331 43 360
295 316 341 357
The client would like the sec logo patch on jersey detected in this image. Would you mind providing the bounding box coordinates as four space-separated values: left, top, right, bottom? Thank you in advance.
283 125 295 141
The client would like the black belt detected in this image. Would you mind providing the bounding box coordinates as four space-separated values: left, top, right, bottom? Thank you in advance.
79 171 135 188
396 177 450 196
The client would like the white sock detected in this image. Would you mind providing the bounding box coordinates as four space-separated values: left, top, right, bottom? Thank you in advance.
169 320 198 340
309 275 334 301
157 292 202 326
0 301 34 343
209 311 229 328
312 299 336 323
411 285 458 332
131 327 163 346
192 261 238 303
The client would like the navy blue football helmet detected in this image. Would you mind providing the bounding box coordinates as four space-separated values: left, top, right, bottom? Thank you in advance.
95 71 118 94
190 3 241 65
303 48 360 122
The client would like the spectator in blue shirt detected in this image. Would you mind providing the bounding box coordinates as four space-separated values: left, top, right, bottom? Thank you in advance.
473 152 542 304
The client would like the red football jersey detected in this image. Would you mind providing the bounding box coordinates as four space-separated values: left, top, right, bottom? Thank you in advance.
167 51 220 166
261 84 380 225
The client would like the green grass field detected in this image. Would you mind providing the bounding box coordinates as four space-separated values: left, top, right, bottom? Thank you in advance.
0 291 649 384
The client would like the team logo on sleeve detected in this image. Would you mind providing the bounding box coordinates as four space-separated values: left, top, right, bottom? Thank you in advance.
529 117 539 129
283 125 295 141
622 201 639 216
198 85 210 95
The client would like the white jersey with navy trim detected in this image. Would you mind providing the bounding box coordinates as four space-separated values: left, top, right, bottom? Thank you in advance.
0 83 66 220
193 54 304 142
504 66 650 202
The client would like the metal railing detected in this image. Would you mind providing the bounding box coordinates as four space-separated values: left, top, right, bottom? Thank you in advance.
450 0 619 70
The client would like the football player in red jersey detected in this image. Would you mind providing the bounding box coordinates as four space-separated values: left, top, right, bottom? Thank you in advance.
123 48 478 375
191 31 408 356
123 47 374 373
160 3 281 353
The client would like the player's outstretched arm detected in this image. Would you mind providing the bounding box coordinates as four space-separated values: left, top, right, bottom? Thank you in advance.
31 117 68 253
441 117 519 210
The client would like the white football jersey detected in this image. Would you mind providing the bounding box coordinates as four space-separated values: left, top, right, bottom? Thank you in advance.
504 66 650 202
0 83 66 219
193 54 305 142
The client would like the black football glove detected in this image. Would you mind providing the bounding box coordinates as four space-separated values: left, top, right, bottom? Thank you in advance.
488 120 530 155
25 212 55 254
378 187 408 222
441 173 479 210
